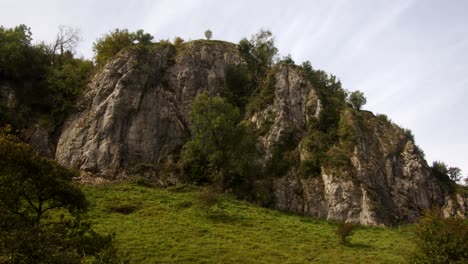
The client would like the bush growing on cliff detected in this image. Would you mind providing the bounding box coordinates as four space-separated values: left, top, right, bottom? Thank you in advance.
431 161 463 187
180 92 256 190
347 90 366 111
93 28 154 66
239 29 278 86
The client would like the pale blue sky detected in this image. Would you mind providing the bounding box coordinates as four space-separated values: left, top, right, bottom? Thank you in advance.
1 0 467 176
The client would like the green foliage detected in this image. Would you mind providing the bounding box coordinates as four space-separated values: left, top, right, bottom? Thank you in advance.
411 208 468 263
299 61 356 174
0 131 87 224
447 167 462 183
299 130 329 177
0 25 49 81
93 28 154 66
173 36 184 46
335 222 357 244
403 128 415 142
266 130 299 177
337 110 357 152
432 161 451 183
324 145 353 170
239 29 278 85
0 131 124 263
347 90 366 110
0 25 94 129
301 61 347 135
223 64 255 112
280 54 295 65
245 67 277 115
204 29 213 40
46 57 94 122
180 92 256 190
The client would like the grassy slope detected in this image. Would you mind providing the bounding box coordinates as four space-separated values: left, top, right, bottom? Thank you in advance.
82 183 415 263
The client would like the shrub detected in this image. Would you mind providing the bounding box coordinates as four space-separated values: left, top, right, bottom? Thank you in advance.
173 36 184 46
335 222 356 244
198 187 222 217
93 28 153 66
412 208 468 263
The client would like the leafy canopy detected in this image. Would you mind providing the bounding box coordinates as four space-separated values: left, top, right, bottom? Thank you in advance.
0 128 123 263
180 92 256 190
348 90 366 111
412 208 468 263
204 29 213 40
93 28 154 66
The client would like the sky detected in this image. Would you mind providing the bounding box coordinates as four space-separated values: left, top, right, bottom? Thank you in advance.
1 0 467 177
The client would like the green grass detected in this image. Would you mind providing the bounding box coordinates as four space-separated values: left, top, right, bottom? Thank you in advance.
81 183 415 263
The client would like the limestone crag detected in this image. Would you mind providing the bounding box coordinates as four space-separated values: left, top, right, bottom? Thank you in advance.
56 42 243 177
54 41 466 225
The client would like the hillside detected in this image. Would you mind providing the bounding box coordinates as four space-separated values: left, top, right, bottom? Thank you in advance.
82 182 415 263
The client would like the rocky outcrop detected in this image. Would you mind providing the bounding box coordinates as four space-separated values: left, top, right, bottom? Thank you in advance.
250 65 320 165
55 41 466 225
56 41 243 177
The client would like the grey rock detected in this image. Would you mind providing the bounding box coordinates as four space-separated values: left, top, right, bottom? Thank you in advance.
56 42 243 178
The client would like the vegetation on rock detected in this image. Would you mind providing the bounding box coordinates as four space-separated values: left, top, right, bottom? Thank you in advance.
93 28 153 66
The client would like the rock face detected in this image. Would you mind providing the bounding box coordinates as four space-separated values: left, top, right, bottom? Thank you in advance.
55 41 466 225
56 42 243 177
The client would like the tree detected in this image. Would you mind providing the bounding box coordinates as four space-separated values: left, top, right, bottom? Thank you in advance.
0 24 47 80
432 161 462 183
447 167 462 183
348 90 366 110
180 92 256 190
0 128 122 263
48 25 81 66
204 29 213 40
46 57 94 122
93 28 153 66
239 29 278 84
412 208 468 263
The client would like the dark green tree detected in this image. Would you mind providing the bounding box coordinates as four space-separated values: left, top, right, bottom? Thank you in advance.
204 30 213 40
239 29 278 85
348 90 366 111
0 128 123 263
412 208 468 263
46 57 94 122
0 24 48 81
180 92 256 190
447 167 462 183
